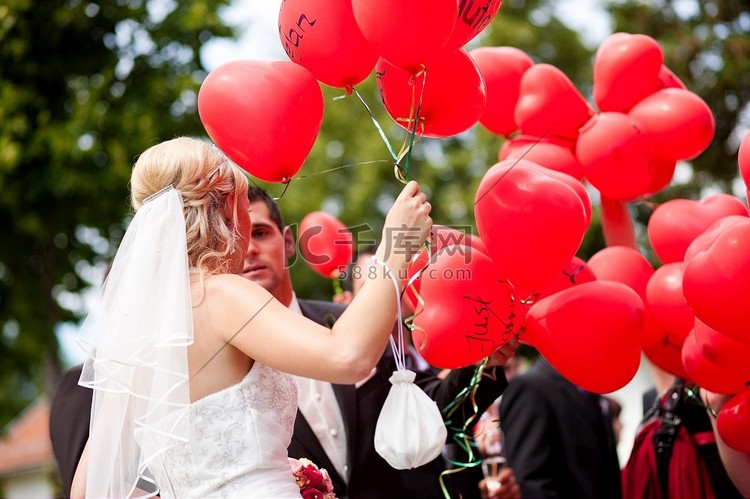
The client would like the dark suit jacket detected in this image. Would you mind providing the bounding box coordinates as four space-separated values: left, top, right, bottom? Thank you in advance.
49 365 91 497
294 299 508 499
499 357 622 499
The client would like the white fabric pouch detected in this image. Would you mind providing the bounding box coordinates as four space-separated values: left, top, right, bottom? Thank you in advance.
374 369 448 469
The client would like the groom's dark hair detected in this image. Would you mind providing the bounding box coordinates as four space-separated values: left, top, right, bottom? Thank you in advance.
247 186 285 232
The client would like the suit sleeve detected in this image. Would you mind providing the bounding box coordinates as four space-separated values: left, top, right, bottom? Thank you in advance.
415 363 508 420
499 376 560 498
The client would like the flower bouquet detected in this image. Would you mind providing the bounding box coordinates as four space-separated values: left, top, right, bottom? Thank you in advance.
289 457 336 499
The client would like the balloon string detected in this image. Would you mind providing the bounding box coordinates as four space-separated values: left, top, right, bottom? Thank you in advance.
394 66 427 184
438 358 488 499
292 159 394 180
350 87 400 163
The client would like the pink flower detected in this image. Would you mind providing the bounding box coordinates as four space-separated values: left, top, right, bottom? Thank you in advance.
289 457 336 499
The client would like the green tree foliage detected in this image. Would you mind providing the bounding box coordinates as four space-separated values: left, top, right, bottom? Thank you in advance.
0 0 232 428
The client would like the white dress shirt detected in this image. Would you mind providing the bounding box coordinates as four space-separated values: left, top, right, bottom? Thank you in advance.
289 296 350 482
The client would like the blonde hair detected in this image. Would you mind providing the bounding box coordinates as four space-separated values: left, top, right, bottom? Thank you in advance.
130 137 248 274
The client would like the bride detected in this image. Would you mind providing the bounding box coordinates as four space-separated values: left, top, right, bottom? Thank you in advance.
70 137 432 498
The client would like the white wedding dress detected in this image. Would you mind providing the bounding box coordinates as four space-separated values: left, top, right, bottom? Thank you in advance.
143 362 301 498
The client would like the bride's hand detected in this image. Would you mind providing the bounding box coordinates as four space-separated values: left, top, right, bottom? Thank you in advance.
378 181 432 269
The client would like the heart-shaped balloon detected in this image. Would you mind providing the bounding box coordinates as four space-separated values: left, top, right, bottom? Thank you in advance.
525 281 643 393
298 211 353 279
645 262 694 341
683 219 750 343
644 338 688 379
377 49 486 138
514 63 594 142
352 0 458 74
403 226 487 311
593 32 663 113
588 246 654 299
647 193 748 264
278 0 378 89
576 112 652 201
537 256 596 300
444 0 503 51
643 158 677 197
656 65 686 91
498 135 583 180
475 161 588 298
717 390 750 452
684 214 749 262
470 46 534 137
681 331 747 395
693 318 750 385
629 88 715 162
198 60 323 183
412 248 523 369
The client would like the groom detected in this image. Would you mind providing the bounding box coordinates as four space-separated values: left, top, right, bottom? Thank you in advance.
244 187 514 499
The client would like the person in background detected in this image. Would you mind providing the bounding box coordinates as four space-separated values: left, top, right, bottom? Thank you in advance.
244 186 518 499
499 355 622 499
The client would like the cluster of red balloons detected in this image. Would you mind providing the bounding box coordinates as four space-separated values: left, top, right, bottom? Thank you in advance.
411 160 645 394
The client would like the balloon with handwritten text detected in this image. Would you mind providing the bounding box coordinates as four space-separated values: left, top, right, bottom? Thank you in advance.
412 247 524 369
278 0 377 89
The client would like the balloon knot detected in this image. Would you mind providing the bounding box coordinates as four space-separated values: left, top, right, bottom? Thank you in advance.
345 84 353 95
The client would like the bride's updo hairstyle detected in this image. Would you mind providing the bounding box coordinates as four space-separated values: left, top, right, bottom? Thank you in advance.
130 137 248 274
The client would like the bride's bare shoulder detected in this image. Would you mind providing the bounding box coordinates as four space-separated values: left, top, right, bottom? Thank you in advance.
197 274 273 304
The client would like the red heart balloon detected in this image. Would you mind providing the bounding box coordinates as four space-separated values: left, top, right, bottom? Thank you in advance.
681 331 747 395
644 339 688 379
588 246 665 347
525 281 643 393
403 226 487 311
739 130 750 191
278 0 378 89
656 65 686 91
352 0 458 74
198 60 323 183
683 219 750 343
645 262 694 341
514 64 594 142
684 214 749 262
475 161 588 298
717 390 750 452
469 46 534 137
444 0 503 51
298 211 354 279
376 49 486 138
588 246 654 299
576 112 653 201
629 88 715 162
537 256 596 300
412 248 523 369
693 318 750 385
593 33 663 113
647 193 748 264
643 158 677 197
498 135 583 180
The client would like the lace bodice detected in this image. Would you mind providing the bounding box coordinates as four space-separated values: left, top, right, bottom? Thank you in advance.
145 362 300 498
